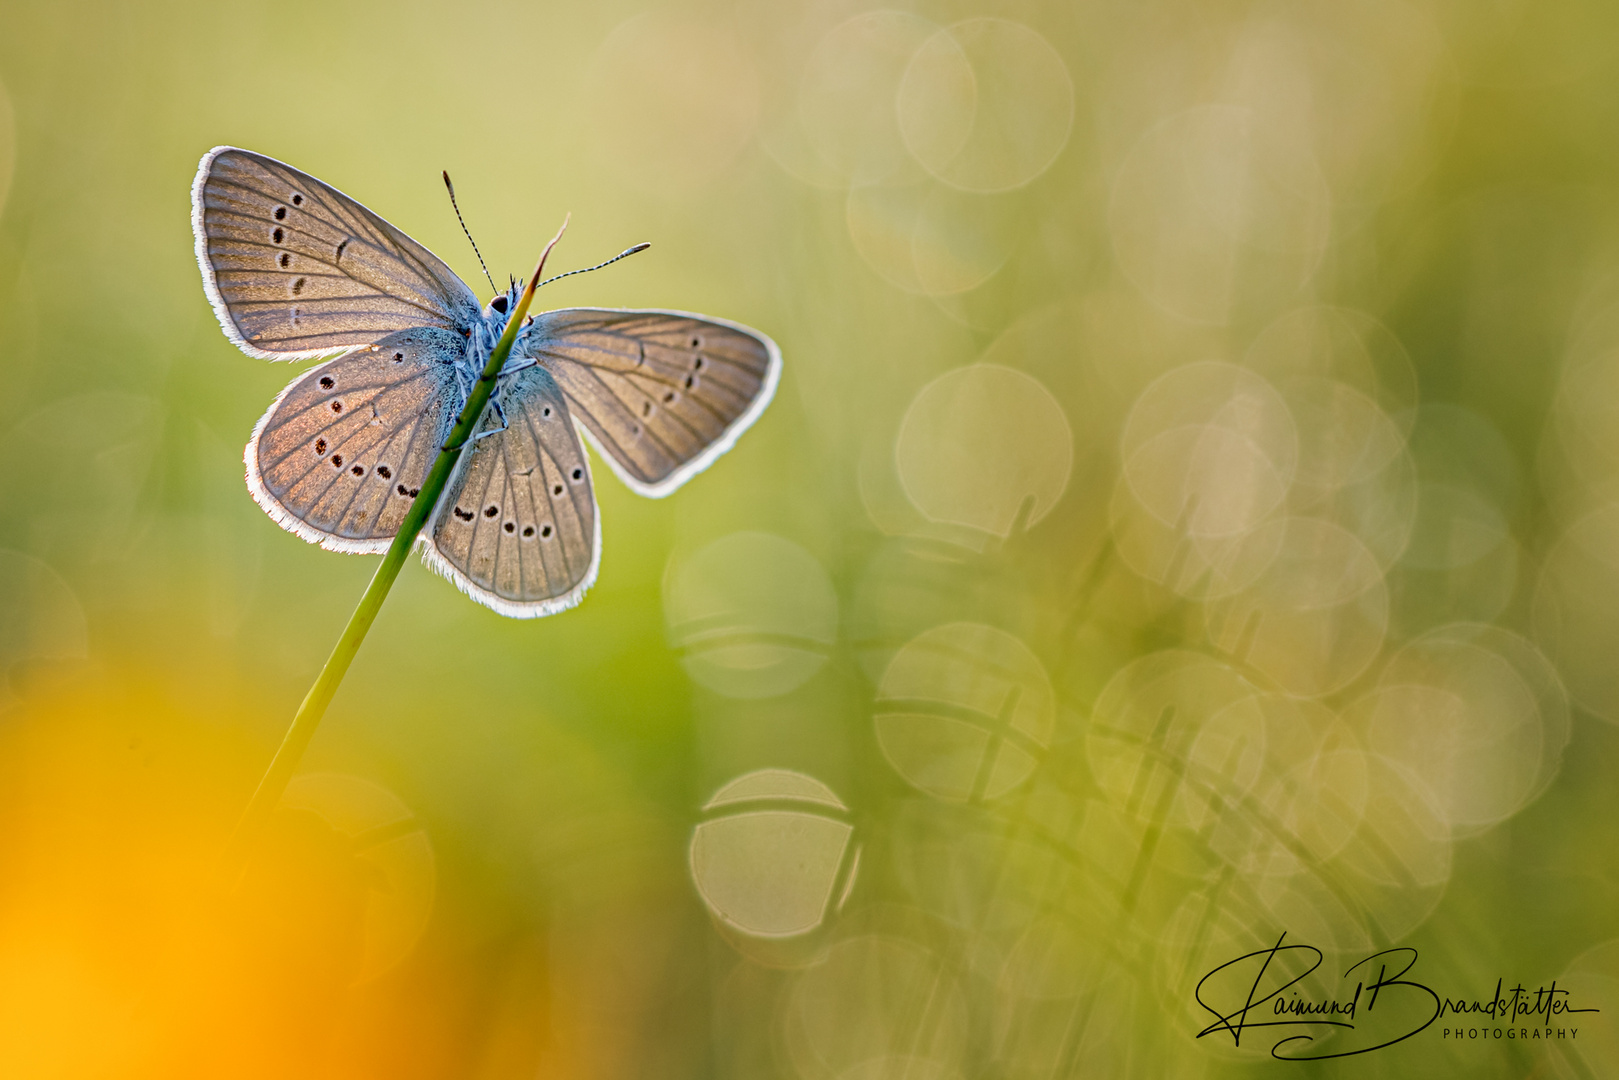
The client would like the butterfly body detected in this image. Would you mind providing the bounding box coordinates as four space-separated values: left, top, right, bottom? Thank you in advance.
193 147 779 617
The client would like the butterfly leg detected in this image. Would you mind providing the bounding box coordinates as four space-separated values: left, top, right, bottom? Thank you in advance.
498 357 537 377
473 395 512 443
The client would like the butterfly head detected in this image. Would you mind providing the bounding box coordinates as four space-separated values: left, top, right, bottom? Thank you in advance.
483 282 524 323
476 282 525 345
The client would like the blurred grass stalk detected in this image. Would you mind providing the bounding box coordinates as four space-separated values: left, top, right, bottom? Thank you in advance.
219 231 563 879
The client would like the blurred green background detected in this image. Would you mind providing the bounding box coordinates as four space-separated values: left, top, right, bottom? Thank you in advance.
3 0 1619 1077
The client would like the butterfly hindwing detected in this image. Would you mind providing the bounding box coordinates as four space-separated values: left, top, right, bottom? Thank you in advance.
248 327 465 552
424 366 600 616
192 146 481 359
519 309 780 496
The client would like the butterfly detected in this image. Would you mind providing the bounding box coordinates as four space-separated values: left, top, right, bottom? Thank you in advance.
190 147 780 617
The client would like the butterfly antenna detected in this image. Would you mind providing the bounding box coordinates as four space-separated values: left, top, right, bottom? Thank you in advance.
537 242 652 289
442 170 498 295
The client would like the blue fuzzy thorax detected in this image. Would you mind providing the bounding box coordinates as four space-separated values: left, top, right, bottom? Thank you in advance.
471 282 527 367
454 281 540 432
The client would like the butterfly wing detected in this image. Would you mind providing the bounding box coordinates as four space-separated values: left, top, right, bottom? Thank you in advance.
518 309 780 497
422 366 600 617
192 146 482 359
247 327 465 553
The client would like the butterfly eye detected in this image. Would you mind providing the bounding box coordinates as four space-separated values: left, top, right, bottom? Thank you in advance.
488 295 509 314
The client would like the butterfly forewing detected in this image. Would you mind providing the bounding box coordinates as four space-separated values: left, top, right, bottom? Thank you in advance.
520 309 780 496
193 147 481 358
249 328 465 552
425 367 599 615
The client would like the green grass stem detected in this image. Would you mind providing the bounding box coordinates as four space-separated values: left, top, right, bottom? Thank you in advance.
219 220 569 879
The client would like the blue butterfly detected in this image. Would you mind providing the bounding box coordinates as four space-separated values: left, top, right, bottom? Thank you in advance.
192 147 779 616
